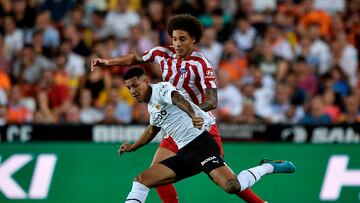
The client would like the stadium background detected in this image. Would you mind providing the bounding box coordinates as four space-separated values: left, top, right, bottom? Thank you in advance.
0 0 359 202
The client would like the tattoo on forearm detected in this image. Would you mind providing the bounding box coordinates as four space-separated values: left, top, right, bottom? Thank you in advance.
198 88 218 112
172 92 195 117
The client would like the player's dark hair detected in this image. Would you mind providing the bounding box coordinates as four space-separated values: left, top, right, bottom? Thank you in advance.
123 67 146 80
167 14 203 43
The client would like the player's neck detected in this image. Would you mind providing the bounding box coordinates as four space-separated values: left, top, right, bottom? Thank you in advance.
144 86 152 103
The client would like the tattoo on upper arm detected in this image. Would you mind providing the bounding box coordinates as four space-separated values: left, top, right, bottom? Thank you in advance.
198 88 218 112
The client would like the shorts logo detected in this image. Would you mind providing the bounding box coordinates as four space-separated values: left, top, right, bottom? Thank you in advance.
201 156 218 166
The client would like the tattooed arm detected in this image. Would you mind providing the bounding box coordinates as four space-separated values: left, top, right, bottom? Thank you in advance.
198 88 218 112
171 91 204 129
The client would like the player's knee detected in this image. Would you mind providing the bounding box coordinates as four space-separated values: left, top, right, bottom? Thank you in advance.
134 173 150 187
223 179 240 194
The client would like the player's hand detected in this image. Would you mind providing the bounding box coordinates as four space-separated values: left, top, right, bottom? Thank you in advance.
192 116 204 129
118 142 134 156
90 58 108 71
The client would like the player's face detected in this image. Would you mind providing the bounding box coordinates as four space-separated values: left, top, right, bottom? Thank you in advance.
125 76 149 102
172 30 195 59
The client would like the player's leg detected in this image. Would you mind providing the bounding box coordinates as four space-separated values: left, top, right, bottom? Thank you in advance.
151 138 179 203
125 163 177 203
209 124 266 203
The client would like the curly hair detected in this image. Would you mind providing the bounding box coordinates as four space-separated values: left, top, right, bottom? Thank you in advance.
167 14 203 44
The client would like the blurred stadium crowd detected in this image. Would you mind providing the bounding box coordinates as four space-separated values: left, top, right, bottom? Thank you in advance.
0 0 359 125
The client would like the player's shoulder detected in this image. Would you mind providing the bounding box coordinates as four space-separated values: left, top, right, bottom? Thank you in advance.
149 46 176 54
189 50 212 66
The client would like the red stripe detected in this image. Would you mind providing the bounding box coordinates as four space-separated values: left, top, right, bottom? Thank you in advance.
172 59 182 87
164 59 173 81
188 56 217 88
160 61 165 76
145 47 174 62
191 65 205 103
182 63 199 104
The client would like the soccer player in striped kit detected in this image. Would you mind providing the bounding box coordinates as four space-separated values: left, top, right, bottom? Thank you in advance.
91 14 266 203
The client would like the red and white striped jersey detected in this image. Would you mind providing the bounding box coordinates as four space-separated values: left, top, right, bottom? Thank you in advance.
142 46 217 105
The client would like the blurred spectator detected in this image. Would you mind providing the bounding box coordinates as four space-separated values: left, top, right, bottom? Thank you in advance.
6 85 33 123
202 8 232 43
59 40 86 78
313 0 345 15
252 0 276 12
232 15 257 54
82 67 110 102
41 0 75 22
12 44 55 84
217 69 242 121
218 40 247 81
146 0 167 45
107 86 132 124
329 66 351 97
338 94 360 123
13 0 36 29
234 100 263 124
105 0 140 39
62 24 91 57
199 27 223 69
79 88 103 124
132 102 149 124
3 15 24 59
33 90 56 123
90 9 112 40
300 95 332 124
307 23 332 74
0 88 7 125
292 56 318 97
0 70 11 91
322 88 341 122
270 82 292 123
116 25 154 55
264 23 294 60
27 11 60 48
331 31 358 87
298 0 331 38
0 34 12 74
64 103 81 123
97 75 134 107
32 30 52 58
99 103 120 124
251 39 288 81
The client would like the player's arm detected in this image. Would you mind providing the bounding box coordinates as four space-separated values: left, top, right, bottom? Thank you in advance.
198 88 218 112
90 54 144 71
171 91 204 129
118 125 161 156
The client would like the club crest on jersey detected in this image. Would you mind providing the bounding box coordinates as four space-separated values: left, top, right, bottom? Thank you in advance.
180 67 188 78
155 104 161 110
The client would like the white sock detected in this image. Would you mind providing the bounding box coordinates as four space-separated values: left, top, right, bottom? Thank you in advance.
237 164 274 191
125 182 150 203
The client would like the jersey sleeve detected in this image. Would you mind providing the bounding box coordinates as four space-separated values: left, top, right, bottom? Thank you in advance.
141 46 163 64
156 82 178 104
195 57 218 89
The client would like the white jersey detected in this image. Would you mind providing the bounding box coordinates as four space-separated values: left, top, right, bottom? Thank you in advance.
148 82 215 149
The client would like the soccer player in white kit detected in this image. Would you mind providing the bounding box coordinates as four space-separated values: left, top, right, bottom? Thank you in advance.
92 14 267 203
119 67 296 203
